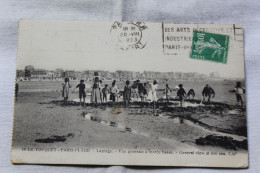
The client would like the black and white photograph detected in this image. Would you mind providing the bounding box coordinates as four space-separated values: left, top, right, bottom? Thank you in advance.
11 20 248 167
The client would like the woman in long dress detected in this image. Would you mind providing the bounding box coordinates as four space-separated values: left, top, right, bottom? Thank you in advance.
62 77 71 106
99 80 103 103
91 77 101 106
147 80 158 102
123 80 131 107
143 82 149 101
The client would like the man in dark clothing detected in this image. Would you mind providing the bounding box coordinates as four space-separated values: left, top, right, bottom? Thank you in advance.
74 80 86 107
202 84 215 102
137 82 145 102
177 84 186 107
15 82 19 100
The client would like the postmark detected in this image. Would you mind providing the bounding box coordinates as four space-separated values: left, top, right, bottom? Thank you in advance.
110 21 148 50
190 31 229 63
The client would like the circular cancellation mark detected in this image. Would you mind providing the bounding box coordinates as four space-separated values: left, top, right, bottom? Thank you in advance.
110 21 148 50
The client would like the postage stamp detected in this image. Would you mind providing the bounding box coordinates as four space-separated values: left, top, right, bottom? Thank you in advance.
190 31 229 63
110 21 148 50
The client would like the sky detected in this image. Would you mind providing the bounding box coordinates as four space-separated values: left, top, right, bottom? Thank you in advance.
16 20 245 78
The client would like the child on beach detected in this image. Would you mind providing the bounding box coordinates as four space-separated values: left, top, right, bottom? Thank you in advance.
230 81 245 107
138 83 145 102
147 80 158 113
147 80 158 102
102 84 109 103
74 80 86 107
110 80 119 102
186 89 195 99
163 84 172 103
131 80 139 101
143 82 150 101
202 84 215 102
146 80 158 109
62 78 71 106
123 80 132 107
177 84 186 107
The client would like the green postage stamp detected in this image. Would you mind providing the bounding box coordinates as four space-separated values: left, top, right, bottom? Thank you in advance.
190 31 229 63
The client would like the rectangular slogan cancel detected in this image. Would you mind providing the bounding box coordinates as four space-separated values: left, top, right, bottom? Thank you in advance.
162 23 234 56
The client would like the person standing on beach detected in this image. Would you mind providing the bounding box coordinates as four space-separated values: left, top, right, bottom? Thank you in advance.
177 84 186 107
131 80 139 101
163 84 173 103
110 80 119 102
202 84 215 102
15 82 19 101
91 77 101 107
102 84 109 103
73 80 86 107
138 82 145 102
186 89 195 99
229 81 245 107
143 82 150 101
149 80 158 101
147 80 158 113
123 80 132 107
146 80 158 105
62 78 71 106
99 80 103 103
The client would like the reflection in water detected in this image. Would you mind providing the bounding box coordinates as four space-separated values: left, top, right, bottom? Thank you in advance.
84 109 246 143
172 117 247 141
84 112 151 138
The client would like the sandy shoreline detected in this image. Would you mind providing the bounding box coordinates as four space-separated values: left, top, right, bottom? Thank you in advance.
12 92 247 153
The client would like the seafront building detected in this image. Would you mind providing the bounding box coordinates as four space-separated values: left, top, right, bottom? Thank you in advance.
16 66 226 81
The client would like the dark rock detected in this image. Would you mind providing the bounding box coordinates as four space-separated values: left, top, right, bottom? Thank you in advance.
196 135 247 150
35 135 66 143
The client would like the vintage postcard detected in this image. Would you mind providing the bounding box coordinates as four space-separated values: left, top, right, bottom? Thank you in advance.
11 20 248 167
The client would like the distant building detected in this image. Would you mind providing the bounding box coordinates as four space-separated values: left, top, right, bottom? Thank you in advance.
194 72 200 78
104 71 113 79
84 70 95 79
210 72 220 78
200 74 208 78
115 70 134 80
64 70 76 80
54 69 64 79
31 69 48 79
47 71 55 79
74 71 82 80
175 72 183 78
18 66 220 81
136 72 143 79
16 70 25 79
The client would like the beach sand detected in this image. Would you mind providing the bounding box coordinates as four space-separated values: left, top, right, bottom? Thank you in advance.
12 92 247 153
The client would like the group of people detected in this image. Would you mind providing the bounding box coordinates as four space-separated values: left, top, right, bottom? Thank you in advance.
161 83 215 107
62 77 245 107
61 77 159 107
62 77 118 107
123 79 159 107
89 78 159 107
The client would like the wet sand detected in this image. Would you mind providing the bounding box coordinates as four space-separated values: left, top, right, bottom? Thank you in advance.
12 92 247 152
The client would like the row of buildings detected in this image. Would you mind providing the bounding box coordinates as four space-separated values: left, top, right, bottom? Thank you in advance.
16 67 220 81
